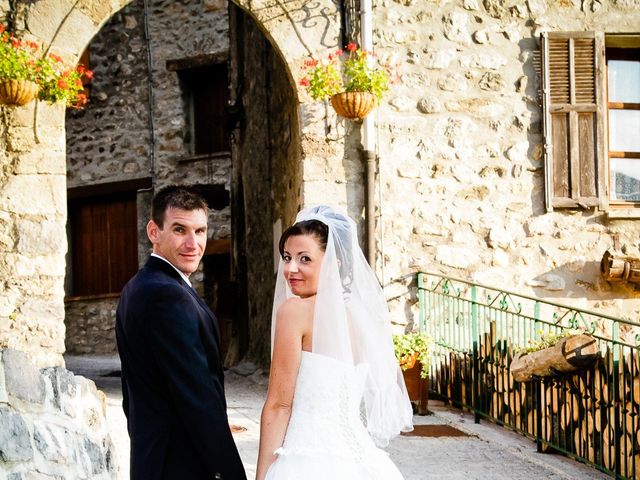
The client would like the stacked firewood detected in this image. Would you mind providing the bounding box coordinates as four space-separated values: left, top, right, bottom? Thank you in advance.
431 323 640 479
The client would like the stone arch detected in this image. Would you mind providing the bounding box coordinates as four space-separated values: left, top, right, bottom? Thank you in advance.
0 0 347 367
0 0 134 368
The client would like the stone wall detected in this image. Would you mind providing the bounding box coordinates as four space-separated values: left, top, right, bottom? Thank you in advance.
64 297 119 355
356 0 640 324
233 11 302 365
65 0 151 188
64 0 232 353
0 102 68 369
0 349 115 478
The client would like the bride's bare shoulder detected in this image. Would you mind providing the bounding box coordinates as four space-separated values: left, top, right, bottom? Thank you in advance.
277 296 315 320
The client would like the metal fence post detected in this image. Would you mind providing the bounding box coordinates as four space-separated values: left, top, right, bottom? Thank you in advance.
471 284 480 424
534 301 542 451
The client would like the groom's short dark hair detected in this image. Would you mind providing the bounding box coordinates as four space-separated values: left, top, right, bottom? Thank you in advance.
151 185 209 228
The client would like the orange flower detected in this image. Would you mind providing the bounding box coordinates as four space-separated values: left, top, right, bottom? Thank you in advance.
49 53 63 63
303 58 318 68
57 79 68 89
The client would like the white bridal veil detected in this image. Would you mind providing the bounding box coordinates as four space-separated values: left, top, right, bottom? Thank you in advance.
271 205 414 446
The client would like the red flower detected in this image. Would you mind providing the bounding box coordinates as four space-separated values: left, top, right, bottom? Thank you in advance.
299 77 310 87
304 58 318 68
49 53 63 63
0 24 5 33
84 69 94 80
335 49 343 56
346 42 357 52
57 79 68 89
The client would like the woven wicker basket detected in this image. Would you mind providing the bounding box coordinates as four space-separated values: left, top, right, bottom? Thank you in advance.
330 91 377 120
0 79 39 106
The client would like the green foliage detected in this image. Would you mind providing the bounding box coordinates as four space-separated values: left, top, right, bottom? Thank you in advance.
0 26 43 81
0 24 92 107
300 43 390 102
514 328 583 355
36 53 91 107
393 332 431 379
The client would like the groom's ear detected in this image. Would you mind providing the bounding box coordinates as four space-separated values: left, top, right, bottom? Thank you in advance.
147 220 160 244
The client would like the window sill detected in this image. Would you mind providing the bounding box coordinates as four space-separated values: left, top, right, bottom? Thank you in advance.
65 293 121 303
177 152 231 164
606 209 640 219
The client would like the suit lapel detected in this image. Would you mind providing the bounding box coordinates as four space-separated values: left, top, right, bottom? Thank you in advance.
145 256 221 346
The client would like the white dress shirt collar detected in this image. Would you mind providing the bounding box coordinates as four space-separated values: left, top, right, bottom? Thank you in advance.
150 253 192 287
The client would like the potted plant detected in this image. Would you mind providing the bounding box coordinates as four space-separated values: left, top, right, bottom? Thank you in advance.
394 331 431 414
0 24 93 108
299 42 389 120
0 25 42 105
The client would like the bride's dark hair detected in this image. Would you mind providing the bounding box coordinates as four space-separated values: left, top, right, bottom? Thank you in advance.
278 220 328 256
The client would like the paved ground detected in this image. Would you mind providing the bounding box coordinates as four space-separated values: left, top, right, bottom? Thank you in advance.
64 355 611 480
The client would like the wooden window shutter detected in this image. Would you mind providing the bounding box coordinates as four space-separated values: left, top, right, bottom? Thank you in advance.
541 32 607 211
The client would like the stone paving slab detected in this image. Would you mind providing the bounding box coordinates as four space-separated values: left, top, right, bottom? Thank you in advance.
65 355 611 480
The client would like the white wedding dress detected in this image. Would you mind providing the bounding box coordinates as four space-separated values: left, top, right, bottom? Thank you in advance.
265 351 404 480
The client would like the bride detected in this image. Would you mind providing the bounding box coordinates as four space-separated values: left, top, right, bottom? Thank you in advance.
256 205 413 480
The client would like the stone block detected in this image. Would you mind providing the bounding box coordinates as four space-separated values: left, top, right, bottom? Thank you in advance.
6 127 36 152
0 406 33 462
443 11 471 44
33 422 71 463
27 0 79 45
83 437 109 474
203 0 226 11
0 351 6 403
3 349 45 405
16 220 66 256
77 0 113 24
2 176 61 215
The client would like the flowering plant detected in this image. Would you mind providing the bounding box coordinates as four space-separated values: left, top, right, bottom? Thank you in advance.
393 332 431 379
0 25 44 82
37 53 92 108
0 24 93 107
300 42 389 102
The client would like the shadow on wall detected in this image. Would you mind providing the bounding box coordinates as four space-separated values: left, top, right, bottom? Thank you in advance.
528 260 640 301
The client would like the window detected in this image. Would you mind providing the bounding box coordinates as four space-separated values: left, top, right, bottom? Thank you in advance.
541 32 640 212
68 192 138 296
606 47 640 205
179 63 230 155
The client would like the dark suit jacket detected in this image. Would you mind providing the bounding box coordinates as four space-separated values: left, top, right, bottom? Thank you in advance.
116 256 246 480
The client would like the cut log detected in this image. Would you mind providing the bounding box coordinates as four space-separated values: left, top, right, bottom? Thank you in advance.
510 334 599 382
601 250 640 285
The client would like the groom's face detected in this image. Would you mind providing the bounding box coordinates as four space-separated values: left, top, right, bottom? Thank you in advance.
147 207 208 276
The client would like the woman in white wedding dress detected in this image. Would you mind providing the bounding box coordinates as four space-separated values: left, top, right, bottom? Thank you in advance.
256 205 414 480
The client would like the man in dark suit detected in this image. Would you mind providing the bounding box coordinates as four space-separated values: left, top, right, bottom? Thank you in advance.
116 185 246 480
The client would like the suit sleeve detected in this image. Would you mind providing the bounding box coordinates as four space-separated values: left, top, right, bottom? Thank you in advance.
145 284 243 477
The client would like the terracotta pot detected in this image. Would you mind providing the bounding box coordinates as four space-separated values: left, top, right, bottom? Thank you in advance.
330 91 377 120
402 361 429 415
0 79 39 106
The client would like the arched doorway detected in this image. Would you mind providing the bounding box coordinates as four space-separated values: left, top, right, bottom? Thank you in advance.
61 0 306 366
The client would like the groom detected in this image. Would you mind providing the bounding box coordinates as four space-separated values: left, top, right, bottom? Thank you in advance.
116 185 246 480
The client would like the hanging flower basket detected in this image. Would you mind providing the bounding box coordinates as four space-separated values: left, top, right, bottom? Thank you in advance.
0 79 38 106
330 91 377 120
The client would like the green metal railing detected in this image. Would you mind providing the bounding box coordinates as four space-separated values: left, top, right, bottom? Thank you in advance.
417 272 640 479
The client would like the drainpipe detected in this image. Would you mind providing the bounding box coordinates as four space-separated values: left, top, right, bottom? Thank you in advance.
360 0 376 268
